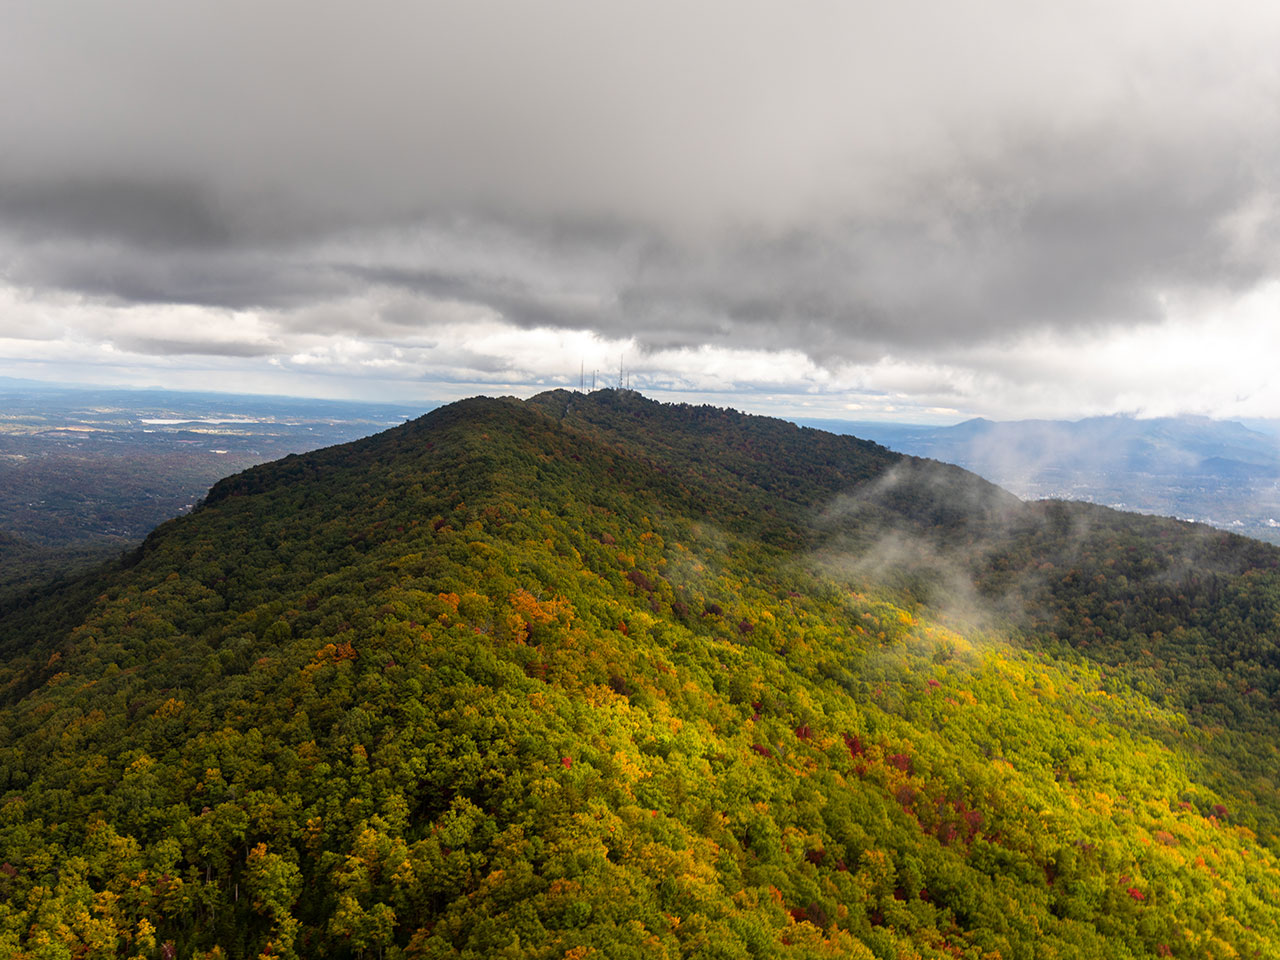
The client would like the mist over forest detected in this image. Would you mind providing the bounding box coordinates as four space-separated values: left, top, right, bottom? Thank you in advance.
803 413 1280 545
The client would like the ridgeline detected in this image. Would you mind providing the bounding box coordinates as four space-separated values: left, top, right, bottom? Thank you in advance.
2 390 1279 958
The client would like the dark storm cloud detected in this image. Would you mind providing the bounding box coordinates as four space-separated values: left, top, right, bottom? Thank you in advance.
0 178 231 248
1 0 1278 367
346 266 608 333
112 336 280 358
4 238 351 311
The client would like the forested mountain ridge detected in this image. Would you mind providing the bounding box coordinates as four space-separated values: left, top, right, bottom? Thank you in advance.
3 389 1280 959
803 413 1280 545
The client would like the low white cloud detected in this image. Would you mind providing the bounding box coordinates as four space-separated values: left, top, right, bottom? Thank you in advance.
3 278 1278 424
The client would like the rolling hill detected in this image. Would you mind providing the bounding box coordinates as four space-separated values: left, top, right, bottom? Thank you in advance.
2 390 1279 959
0 382 409 591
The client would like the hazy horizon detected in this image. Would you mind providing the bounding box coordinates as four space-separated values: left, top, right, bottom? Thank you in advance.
14 375 1280 433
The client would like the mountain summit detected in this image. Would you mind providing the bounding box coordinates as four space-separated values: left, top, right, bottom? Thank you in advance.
3 390 1280 958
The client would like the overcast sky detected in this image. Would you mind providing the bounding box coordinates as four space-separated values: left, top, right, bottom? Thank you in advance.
2 1 1279 422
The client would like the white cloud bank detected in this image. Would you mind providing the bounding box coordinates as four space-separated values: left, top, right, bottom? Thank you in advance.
3 279 1276 423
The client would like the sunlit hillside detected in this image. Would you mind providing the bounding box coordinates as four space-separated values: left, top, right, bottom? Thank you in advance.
2 391 1279 959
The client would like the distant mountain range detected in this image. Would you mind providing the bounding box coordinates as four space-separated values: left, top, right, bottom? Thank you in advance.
798 414 1280 544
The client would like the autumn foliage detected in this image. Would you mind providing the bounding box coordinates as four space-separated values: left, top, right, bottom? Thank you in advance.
1 390 1279 958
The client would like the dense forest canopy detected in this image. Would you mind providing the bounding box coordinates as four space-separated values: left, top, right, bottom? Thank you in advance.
3 389 1280 958
0 385 406 600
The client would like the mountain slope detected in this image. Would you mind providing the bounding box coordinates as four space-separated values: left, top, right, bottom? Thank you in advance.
2 391 1280 959
803 413 1280 543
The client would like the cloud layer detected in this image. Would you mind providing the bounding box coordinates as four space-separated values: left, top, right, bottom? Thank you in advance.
2 1 1279 417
